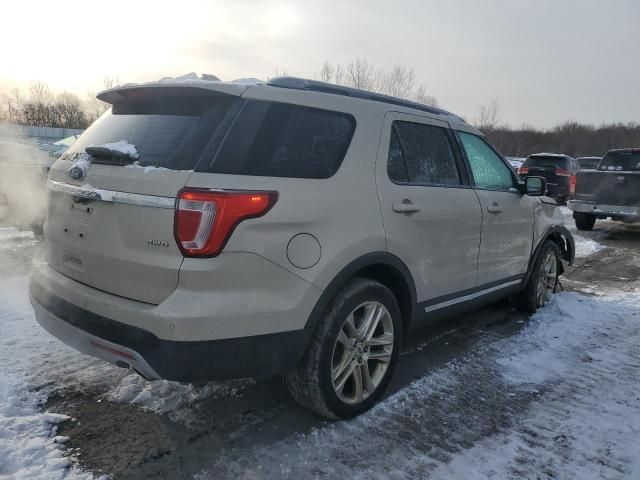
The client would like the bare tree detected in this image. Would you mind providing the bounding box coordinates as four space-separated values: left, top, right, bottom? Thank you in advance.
52 92 88 129
345 58 382 91
380 65 415 99
475 99 500 130
315 59 437 106
318 61 345 85
2 88 23 123
84 92 108 123
413 85 438 107
103 76 119 90
318 61 334 83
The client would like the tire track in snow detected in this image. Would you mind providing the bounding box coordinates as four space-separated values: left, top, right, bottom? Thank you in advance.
198 293 640 480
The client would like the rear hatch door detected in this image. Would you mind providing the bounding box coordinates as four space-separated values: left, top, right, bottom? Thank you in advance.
44 87 242 304
521 155 570 185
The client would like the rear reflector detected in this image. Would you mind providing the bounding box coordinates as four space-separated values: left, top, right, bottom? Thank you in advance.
174 189 278 257
90 340 135 360
569 174 577 196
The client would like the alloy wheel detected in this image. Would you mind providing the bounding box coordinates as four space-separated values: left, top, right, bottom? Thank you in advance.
536 250 558 307
330 301 394 404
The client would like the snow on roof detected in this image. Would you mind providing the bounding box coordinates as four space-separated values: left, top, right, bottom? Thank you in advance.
97 73 259 103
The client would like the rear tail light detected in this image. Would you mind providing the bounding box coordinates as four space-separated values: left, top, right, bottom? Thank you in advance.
569 174 577 197
518 167 529 175
174 189 278 257
555 168 570 177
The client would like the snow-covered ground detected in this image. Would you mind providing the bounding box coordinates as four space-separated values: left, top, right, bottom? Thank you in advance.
196 291 640 479
0 275 95 479
1 209 639 479
560 206 606 257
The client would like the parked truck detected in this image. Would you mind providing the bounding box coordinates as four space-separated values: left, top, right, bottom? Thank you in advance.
568 148 640 230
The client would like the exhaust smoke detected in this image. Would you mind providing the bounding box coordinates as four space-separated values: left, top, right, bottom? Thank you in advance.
0 127 51 234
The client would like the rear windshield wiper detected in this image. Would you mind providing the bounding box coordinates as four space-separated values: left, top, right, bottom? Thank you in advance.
85 146 138 166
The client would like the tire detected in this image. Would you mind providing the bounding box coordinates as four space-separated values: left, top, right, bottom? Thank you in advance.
514 240 561 314
574 212 596 231
286 277 402 419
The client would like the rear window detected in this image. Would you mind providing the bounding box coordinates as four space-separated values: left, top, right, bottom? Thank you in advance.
201 100 356 179
523 156 569 169
64 96 238 170
599 151 640 171
577 157 600 169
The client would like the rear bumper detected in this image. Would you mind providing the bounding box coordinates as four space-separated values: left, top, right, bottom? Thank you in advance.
567 200 640 219
29 279 313 382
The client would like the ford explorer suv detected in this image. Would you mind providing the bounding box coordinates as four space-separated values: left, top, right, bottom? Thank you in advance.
29 76 574 419
518 153 578 205
568 148 640 230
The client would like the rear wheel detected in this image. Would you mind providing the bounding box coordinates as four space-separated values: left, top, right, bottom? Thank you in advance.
574 212 596 231
286 278 402 419
515 240 561 313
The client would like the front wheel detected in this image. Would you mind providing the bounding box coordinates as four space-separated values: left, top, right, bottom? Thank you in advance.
574 212 596 231
286 278 402 419
514 240 561 313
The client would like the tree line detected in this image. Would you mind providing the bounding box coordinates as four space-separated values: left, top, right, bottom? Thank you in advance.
473 100 640 157
481 122 640 158
2 64 638 157
1 78 115 130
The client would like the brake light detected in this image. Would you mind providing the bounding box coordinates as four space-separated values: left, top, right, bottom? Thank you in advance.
569 174 577 196
519 167 529 175
174 189 278 257
555 168 570 177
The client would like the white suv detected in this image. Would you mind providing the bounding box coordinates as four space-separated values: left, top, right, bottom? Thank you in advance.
29 77 574 418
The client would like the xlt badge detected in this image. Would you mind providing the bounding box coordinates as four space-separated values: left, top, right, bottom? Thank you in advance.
147 239 170 247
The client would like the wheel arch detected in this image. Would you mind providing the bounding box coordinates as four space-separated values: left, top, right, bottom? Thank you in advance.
524 226 575 287
304 252 417 334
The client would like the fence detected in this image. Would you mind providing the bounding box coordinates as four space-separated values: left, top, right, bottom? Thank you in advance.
0 124 84 143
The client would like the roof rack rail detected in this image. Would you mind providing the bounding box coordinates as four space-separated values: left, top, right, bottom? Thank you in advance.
267 76 465 123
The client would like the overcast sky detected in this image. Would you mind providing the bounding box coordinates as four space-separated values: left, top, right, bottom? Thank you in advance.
1 0 638 128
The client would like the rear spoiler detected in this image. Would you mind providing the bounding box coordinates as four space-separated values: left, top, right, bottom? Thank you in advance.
97 82 251 105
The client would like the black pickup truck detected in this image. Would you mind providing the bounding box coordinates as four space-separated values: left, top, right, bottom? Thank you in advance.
568 148 640 230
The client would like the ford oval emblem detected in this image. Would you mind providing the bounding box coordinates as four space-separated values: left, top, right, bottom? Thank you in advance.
68 166 85 180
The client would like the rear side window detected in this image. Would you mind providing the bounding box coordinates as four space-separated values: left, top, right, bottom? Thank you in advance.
65 95 238 171
599 151 640 171
523 156 569 169
387 121 460 185
205 101 355 179
458 132 514 190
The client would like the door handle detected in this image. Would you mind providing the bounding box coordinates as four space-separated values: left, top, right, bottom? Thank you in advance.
392 201 421 214
487 203 503 214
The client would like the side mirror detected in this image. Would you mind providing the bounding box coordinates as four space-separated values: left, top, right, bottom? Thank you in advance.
524 176 546 196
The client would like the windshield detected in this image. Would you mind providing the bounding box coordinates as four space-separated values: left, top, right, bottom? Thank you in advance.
63 95 238 170
598 151 640 171
523 156 569 169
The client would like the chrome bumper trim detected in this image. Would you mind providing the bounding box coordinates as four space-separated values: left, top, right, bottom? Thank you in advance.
567 200 640 217
48 179 175 209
